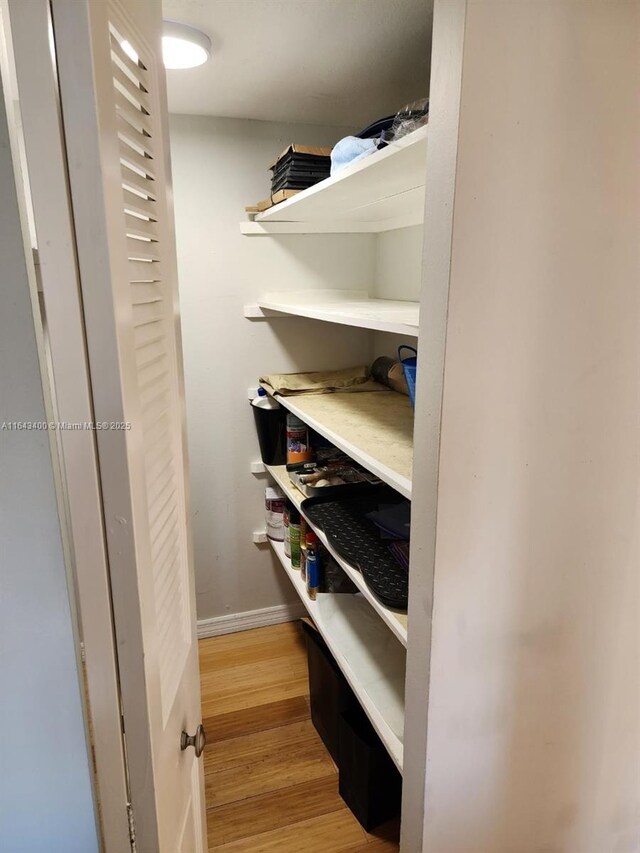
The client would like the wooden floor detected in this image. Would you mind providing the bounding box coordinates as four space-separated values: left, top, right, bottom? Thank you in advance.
199 621 400 853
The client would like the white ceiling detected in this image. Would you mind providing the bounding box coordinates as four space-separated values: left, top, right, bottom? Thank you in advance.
162 0 432 127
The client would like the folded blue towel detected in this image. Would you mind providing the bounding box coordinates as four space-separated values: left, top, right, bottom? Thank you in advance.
330 136 379 176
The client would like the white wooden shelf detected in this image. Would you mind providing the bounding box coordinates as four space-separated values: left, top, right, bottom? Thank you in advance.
269 536 405 771
245 289 419 336
263 389 413 499
266 464 408 646
241 125 428 235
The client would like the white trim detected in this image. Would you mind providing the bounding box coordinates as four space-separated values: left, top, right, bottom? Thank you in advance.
4 3 130 849
197 602 307 639
400 0 467 850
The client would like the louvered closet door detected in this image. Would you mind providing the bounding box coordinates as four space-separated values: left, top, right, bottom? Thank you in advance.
50 1 206 850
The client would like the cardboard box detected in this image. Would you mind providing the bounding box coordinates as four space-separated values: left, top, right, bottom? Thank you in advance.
254 189 301 212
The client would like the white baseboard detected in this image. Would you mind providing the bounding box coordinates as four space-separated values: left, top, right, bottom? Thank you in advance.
197 601 307 639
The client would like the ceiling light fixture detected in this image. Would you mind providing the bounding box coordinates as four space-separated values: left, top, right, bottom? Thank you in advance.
162 20 211 70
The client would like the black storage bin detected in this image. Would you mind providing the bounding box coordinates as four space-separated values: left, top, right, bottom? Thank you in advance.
338 705 402 831
302 621 355 763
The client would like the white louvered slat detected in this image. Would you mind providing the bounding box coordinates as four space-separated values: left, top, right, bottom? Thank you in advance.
142 417 170 458
136 348 166 379
140 409 170 447
126 213 158 241
149 508 178 562
154 556 181 614
145 456 173 503
121 165 157 200
109 30 149 82
147 478 174 529
139 368 169 398
133 326 162 364
112 63 151 114
145 436 173 476
141 390 169 429
147 469 175 518
127 237 161 263
124 188 158 221
151 530 179 582
145 452 175 494
151 516 179 567
120 140 155 180
129 259 161 282
117 115 154 159
139 376 168 413
131 281 163 304
114 89 153 137
156 583 184 636
150 499 177 544
147 465 175 512
145 434 172 475
140 389 169 424
137 347 166 375
133 300 164 328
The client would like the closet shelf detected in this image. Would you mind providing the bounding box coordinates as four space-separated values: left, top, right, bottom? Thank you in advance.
269 536 405 771
263 389 413 499
240 125 427 235
266 464 408 646
245 290 419 336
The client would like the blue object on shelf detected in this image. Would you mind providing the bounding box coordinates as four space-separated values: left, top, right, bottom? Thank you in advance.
398 345 417 409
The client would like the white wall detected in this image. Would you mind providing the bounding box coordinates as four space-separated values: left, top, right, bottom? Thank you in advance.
169 115 376 621
374 223 424 358
422 2 640 850
0 68 99 853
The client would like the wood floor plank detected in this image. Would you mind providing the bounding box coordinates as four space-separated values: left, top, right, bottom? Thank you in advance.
199 625 307 674
201 655 305 700
205 738 335 807
206 776 343 846
208 809 369 853
203 695 310 743
201 675 309 718
199 621 304 659
198 623 400 852
342 840 401 853
201 652 308 685
204 719 321 773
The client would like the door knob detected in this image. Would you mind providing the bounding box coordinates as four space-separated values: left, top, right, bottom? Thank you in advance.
181 724 206 758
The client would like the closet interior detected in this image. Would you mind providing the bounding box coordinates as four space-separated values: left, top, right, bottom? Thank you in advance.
163 0 436 843
197 29 429 829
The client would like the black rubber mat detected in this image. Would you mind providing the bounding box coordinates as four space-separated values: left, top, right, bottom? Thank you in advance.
302 489 409 610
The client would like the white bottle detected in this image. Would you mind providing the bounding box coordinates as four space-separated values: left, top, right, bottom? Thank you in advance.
265 486 285 541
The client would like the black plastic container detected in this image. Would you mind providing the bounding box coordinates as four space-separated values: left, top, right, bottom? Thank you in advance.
301 621 354 763
251 393 286 465
338 705 402 831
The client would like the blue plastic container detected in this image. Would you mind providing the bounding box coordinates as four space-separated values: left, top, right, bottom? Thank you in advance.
398 345 417 409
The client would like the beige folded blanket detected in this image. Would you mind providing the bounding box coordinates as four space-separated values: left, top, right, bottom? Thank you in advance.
260 365 386 396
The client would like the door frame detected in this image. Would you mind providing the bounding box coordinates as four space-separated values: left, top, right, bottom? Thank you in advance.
1 1 132 850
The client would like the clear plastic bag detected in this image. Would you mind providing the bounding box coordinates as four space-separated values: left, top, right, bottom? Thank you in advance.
389 97 429 142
